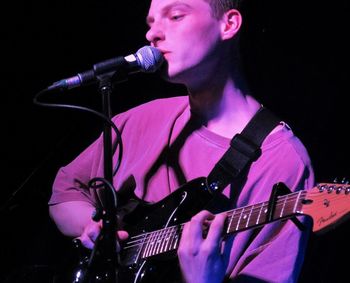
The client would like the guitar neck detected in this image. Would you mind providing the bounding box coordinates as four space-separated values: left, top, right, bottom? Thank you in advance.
226 190 304 234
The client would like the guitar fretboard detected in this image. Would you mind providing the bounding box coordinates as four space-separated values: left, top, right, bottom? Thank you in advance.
123 190 306 262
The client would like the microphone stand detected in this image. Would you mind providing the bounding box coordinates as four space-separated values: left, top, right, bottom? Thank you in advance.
90 74 118 283
71 65 130 283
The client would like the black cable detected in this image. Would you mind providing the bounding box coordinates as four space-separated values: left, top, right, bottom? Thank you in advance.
88 177 119 218
33 87 123 176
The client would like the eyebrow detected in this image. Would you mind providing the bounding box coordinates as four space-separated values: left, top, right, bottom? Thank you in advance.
146 1 192 25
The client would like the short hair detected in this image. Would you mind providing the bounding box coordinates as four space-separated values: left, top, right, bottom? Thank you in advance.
206 0 243 18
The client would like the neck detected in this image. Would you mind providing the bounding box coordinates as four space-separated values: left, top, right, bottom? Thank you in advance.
188 75 261 139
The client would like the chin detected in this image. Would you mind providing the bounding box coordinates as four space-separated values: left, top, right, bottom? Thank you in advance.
159 64 180 83
159 62 197 86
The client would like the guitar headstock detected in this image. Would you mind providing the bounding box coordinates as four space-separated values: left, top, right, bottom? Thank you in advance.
302 182 350 233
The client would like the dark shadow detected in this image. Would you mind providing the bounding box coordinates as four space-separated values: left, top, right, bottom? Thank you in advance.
141 114 202 199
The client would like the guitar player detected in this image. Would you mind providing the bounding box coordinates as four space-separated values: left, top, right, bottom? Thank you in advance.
48 0 315 282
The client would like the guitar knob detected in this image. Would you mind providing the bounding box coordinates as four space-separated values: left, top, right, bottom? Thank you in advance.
72 238 83 250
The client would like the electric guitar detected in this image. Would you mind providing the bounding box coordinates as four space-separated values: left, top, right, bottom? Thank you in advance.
72 178 350 283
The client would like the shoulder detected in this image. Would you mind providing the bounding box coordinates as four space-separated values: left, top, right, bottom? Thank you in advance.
113 96 188 122
125 95 188 114
256 123 315 190
110 96 189 133
263 123 312 166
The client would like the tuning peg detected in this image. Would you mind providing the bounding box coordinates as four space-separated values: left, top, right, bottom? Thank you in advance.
341 177 349 184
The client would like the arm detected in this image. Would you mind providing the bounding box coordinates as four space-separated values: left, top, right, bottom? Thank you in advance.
49 200 102 249
50 201 128 249
49 201 95 237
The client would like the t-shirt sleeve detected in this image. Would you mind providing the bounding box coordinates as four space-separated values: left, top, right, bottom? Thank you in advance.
48 111 128 206
48 135 104 206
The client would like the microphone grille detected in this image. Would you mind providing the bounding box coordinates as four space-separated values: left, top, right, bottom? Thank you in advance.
136 46 164 73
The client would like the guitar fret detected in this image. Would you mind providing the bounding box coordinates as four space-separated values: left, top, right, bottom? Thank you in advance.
135 234 147 262
227 210 235 234
165 225 179 253
248 203 261 226
246 205 254 228
147 231 154 257
158 229 166 254
154 230 162 255
256 203 264 225
165 226 175 251
262 204 269 224
147 231 157 257
279 195 288 218
272 198 282 220
155 229 163 255
293 191 302 213
159 227 169 253
142 233 151 258
168 226 176 251
147 233 154 257
160 227 170 253
236 207 245 230
172 225 182 250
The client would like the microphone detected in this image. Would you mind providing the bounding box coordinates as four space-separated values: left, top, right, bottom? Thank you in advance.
48 45 164 90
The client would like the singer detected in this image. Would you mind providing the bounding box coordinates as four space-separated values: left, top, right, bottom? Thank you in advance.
48 0 314 283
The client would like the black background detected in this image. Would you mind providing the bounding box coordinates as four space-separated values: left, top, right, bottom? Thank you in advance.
1 1 349 282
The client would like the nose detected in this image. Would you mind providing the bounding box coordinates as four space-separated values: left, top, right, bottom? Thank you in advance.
146 23 165 46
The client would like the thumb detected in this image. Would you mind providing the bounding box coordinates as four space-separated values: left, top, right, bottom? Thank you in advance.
117 230 129 241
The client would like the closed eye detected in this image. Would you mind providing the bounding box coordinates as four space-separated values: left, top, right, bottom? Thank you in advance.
170 14 185 21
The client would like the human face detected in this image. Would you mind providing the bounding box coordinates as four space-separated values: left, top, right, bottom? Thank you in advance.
146 0 224 86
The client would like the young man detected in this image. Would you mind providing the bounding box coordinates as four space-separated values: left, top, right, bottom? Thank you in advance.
49 0 314 282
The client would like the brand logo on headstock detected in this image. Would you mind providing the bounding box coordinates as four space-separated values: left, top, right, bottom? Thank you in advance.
317 211 337 226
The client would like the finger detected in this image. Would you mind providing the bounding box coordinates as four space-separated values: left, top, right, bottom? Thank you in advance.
87 225 101 242
117 230 129 241
205 213 227 249
78 235 95 250
189 210 214 238
115 230 129 252
178 221 191 258
191 210 215 228
179 210 213 255
186 211 215 251
79 221 102 250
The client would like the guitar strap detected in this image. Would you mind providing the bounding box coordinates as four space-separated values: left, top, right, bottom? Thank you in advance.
207 106 281 194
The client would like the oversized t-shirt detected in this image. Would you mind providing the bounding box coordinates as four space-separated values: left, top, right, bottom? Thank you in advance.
49 96 315 282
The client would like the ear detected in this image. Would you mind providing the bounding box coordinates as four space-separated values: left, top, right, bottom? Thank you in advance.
220 9 242 40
